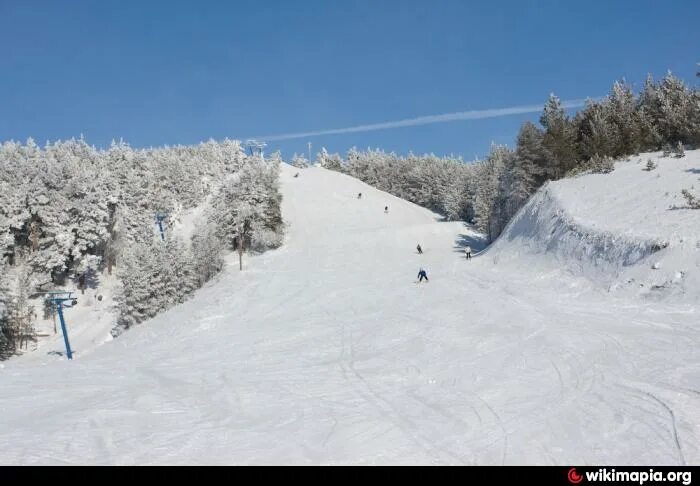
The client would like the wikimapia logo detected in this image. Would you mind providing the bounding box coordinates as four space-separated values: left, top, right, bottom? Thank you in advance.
568 467 584 484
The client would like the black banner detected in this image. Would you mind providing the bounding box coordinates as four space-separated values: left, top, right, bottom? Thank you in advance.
1 465 697 484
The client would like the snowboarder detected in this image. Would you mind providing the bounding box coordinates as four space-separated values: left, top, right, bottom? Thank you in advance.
294 172 299 178
357 192 362 199
384 205 389 214
464 246 472 260
416 244 423 254
417 267 429 283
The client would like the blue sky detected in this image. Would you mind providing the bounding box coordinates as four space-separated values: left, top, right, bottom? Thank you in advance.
1 0 698 160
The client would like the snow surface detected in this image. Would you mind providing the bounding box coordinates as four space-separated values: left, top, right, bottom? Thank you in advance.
171 197 211 246
0 154 698 465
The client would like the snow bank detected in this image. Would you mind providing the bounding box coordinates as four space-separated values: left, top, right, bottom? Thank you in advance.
489 150 700 302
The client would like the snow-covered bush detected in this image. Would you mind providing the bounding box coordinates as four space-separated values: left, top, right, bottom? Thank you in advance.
589 154 615 174
674 141 685 158
681 189 700 209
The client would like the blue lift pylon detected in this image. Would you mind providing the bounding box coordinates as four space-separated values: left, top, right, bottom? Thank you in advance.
155 212 167 241
45 291 77 360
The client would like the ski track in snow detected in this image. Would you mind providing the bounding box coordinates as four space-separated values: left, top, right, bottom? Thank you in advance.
0 158 699 465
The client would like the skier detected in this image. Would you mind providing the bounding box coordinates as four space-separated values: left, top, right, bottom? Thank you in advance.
416 244 423 254
294 172 299 178
464 246 472 260
384 205 389 214
357 192 362 199
417 267 429 283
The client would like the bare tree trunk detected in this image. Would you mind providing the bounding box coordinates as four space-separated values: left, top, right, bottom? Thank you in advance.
30 221 39 252
18 322 23 351
237 222 244 271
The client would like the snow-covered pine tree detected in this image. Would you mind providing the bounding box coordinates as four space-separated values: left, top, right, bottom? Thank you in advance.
540 94 578 180
0 264 11 358
655 72 697 145
191 221 225 286
515 121 547 186
207 156 283 270
693 88 700 147
113 243 157 335
345 147 378 186
499 125 541 222
607 80 643 156
164 236 198 303
637 74 664 150
0 260 36 357
639 72 699 149
316 148 343 171
575 100 618 161
440 169 471 222
473 144 509 242
291 153 309 169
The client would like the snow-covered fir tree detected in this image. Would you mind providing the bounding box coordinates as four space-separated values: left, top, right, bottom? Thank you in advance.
291 153 310 169
316 148 343 171
473 144 510 242
191 221 225 286
0 260 36 357
207 157 284 259
540 94 578 180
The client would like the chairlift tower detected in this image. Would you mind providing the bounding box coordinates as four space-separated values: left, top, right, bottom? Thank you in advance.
155 212 167 241
245 139 266 160
45 291 78 360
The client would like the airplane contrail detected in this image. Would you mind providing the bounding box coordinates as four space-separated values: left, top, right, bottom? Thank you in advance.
255 98 590 142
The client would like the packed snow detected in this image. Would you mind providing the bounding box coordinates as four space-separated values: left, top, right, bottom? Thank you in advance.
0 152 698 465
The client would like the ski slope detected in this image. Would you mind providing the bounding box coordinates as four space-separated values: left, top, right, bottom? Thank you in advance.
1 154 698 465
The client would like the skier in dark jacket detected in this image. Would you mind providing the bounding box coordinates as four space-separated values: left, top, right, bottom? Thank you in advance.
357 192 362 199
384 205 389 214
417 268 429 283
416 244 423 254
